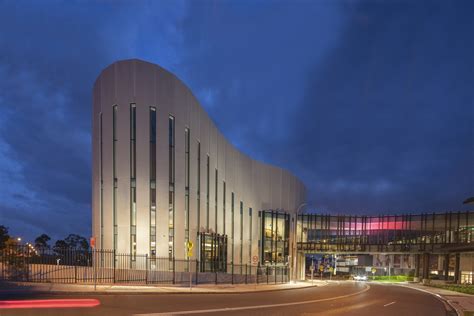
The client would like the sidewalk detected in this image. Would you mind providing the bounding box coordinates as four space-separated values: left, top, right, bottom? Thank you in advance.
0 280 327 295
399 282 474 316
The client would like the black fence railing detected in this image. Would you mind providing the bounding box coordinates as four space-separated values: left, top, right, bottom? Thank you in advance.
0 246 289 285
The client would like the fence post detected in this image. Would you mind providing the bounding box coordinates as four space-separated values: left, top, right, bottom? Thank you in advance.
113 249 116 284
145 254 148 285
195 260 199 285
266 266 269 284
245 264 248 284
172 257 175 284
231 263 234 285
275 267 277 284
75 265 77 283
257 265 259 284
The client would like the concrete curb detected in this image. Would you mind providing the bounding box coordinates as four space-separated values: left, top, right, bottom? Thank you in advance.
2 281 328 295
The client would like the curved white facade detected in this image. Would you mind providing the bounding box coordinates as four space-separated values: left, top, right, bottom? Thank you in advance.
92 59 306 264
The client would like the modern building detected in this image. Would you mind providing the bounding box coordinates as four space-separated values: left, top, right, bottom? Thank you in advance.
91 59 306 270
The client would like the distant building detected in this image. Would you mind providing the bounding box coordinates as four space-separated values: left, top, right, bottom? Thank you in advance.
92 59 306 270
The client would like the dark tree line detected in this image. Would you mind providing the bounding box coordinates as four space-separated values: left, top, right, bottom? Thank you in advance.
0 226 89 254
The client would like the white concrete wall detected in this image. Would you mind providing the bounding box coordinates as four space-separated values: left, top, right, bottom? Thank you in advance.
92 59 306 262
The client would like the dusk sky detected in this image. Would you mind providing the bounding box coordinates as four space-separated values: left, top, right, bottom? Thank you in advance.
0 0 472 242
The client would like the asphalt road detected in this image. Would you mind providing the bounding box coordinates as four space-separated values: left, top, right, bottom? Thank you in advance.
0 282 455 316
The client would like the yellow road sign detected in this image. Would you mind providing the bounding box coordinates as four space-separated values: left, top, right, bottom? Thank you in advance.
186 241 194 250
187 251 193 258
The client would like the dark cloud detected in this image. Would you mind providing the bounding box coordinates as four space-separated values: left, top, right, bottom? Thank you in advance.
178 1 474 214
0 0 184 241
0 0 472 242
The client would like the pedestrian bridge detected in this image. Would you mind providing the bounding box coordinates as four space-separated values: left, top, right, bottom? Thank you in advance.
297 211 474 254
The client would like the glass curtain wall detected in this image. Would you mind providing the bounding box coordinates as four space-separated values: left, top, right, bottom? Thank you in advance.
199 233 228 272
261 210 290 265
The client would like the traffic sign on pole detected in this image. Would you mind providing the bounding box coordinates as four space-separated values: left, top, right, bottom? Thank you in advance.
252 255 259 265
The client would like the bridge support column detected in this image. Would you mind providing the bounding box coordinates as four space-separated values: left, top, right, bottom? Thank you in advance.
414 254 420 279
422 253 430 280
297 252 306 281
443 254 450 281
454 253 460 284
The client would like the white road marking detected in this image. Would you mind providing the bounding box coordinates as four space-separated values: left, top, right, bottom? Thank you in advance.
134 285 370 315
383 301 396 307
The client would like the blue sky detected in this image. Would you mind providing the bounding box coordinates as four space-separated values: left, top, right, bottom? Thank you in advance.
0 0 472 242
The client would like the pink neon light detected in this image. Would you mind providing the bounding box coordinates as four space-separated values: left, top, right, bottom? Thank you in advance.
0 298 100 309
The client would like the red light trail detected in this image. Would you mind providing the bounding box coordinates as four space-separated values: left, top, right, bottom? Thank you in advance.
0 298 100 309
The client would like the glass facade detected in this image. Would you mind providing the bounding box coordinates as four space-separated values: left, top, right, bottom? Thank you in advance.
150 107 157 256
298 213 474 253
261 211 290 265
199 233 227 272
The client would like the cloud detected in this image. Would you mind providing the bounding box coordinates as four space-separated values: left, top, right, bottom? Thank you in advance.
0 0 472 243
0 0 188 241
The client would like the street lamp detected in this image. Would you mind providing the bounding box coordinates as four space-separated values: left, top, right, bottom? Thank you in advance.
292 202 307 283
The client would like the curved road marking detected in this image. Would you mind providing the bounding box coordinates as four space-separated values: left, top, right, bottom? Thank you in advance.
134 284 370 315
396 284 460 316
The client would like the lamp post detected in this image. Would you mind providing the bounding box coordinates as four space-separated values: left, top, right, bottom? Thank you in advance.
292 203 307 283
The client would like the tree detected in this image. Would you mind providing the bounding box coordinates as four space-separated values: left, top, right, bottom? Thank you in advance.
53 239 68 255
0 226 10 250
64 234 89 251
34 234 51 252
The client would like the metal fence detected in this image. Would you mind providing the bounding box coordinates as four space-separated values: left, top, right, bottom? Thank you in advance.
0 246 289 286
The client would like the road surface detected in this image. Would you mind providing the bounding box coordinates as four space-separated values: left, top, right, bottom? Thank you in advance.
0 282 455 315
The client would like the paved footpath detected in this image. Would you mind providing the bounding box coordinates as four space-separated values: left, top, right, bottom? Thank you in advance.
393 282 474 316
0 280 327 295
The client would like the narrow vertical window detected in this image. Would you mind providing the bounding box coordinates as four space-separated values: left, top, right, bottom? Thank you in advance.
223 181 226 236
168 115 175 265
240 201 243 264
185 127 190 254
197 142 201 234
231 192 234 263
249 208 252 264
215 169 218 233
150 107 157 256
99 112 104 249
206 155 210 231
130 104 137 261
112 105 118 251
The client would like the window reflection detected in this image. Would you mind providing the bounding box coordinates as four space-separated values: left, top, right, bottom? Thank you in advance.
261 211 289 265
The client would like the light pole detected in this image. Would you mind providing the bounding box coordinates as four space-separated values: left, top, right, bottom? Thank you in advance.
292 203 307 283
